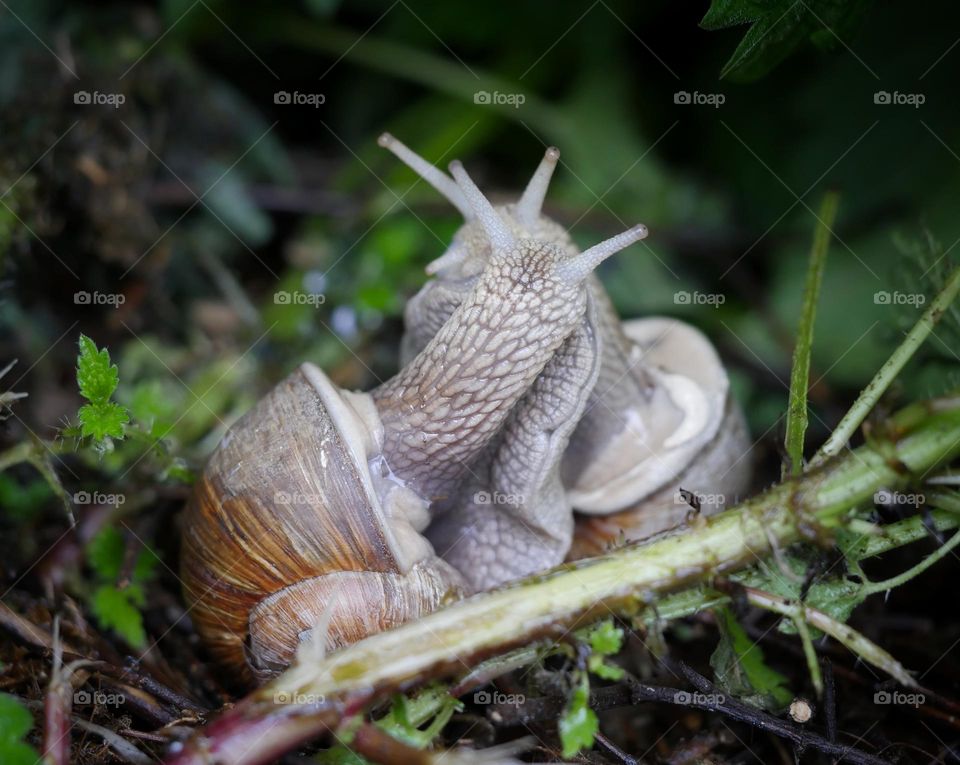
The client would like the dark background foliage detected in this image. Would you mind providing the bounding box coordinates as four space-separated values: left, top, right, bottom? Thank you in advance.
2 0 959 454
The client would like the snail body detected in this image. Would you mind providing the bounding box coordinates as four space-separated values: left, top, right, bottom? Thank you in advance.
182 155 648 681
380 136 752 552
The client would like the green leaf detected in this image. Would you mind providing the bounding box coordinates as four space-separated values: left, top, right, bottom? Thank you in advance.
559 672 598 758
133 546 160 582
585 620 624 657
710 606 792 710
78 401 129 441
0 693 33 740
0 741 40 765
577 620 626 680
0 474 53 521
0 694 40 765
316 687 459 763
588 654 625 681
700 0 873 81
783 576 865 634
87 526 125 581
127 380 178 440
91 584 147 648
77 335 120 403
75 336 130 444
86 528 158 647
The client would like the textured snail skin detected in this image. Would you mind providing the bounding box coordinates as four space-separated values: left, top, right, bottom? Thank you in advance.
372 239 589 504
385 141 751 546
425 296 601 590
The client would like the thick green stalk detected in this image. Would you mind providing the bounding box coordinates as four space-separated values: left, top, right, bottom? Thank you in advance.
166 397 960 765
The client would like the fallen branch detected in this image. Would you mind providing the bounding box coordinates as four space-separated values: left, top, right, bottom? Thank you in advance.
165 395 960 765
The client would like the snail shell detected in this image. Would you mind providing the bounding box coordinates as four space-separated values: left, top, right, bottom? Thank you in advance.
181 363 465 681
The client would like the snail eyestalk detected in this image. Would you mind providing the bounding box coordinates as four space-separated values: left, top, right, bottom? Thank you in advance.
556 224 648 284
515 146 560 227
377 132 472 219
449 160 516 252
425 246 470 276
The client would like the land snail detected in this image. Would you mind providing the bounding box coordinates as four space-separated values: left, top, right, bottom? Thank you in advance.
181 138 752 684
379 135 752 562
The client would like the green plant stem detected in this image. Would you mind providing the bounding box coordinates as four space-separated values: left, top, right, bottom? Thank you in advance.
790 613 824 696
743 587 914 686
167 396 960 765
812 263 960 465
0 440 74 525
784 191 838 478
0 440 34 472
862 527 960 595
850 508 958 558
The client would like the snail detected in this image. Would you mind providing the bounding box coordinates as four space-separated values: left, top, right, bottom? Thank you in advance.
180 156 649 682
378 135 752 560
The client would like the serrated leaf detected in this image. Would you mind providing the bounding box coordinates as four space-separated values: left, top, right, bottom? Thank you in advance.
78 400 129 441
710 606 792 710
75 335 130 447
77 335 120 403
700 0 873 81
781 576 866 636
559 673 598 758
91 585 146 648
588 654 625 681
586 620 624 657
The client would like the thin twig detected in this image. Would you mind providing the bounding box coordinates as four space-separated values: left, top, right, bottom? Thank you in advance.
812 263 960 464
743 587 915 687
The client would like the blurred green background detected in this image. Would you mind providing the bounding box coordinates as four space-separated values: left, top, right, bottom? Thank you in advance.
1 0 959 484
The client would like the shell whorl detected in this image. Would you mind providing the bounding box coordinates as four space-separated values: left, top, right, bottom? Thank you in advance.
181 363 464 681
